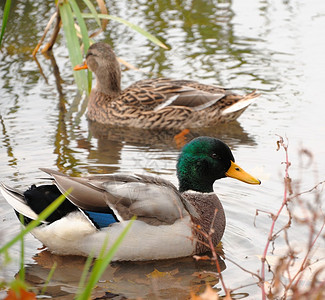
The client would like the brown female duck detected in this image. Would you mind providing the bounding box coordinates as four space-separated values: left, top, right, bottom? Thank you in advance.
74 42 259 130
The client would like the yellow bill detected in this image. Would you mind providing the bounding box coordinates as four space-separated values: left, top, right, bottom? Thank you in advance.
226 161 261 185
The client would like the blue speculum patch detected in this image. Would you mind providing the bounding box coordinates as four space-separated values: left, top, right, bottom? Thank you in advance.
85 211 118 228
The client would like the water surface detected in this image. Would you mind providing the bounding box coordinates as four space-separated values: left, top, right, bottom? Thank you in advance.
0 0 324 299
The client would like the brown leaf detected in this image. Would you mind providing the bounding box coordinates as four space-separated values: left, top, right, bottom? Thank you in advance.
96 0 108 30
193 255 211 261
146 268 178 279
5 288 37 300
191 272 218 287
33 250 87 270
190 285 219 300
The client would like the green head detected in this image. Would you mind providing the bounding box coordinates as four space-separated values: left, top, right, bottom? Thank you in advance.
177 137 261 193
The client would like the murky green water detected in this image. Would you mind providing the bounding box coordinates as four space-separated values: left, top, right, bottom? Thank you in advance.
0 0 324 299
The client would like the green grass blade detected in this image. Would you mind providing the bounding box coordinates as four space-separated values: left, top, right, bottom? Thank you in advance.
82 13 168 49
81 0 101 27
87 66 92 93
76 252 94 295
69 0 92 93
58 0 88 92
0 0 12 47
0 191 70 254
76 217 135 300
18 214 25 282
40 262 57 295
69 0 90 52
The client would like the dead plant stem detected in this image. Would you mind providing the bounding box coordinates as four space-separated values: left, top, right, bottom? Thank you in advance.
283 217 325 297
261 138 290 300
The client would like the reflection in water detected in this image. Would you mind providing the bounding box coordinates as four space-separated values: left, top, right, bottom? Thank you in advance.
115 0 267 90
88 119 256 150
22 250 225 299
83 119 257 175
0 115 18 169
122 0 238 80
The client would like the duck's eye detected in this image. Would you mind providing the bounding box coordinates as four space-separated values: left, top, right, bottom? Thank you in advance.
86 52 98 59
211 153 221 160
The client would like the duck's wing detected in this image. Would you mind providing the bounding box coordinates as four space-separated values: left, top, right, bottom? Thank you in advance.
123 78 259 113
122 78 227 111
40 169 196 226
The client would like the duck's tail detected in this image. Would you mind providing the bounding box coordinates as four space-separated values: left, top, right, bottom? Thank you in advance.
221 90 260 117
0 182 40 224
0 182 77 225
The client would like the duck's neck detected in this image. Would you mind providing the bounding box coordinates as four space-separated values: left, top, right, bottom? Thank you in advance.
95 64 122 97
178 180 214 194
96 77 121 97
177 163 216 193
177 156 216 193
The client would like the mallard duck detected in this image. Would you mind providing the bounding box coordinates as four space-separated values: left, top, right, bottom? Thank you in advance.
74 42 259 130
0 137 260 261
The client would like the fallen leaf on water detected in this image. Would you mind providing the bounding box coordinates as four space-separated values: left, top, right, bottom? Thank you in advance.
191 271 218 287
146 268 179 279
190 285 219 300
34 250 86 270
193 255 211 261
5 287 37 300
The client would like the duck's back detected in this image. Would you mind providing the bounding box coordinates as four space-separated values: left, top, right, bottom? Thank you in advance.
88 78 258 129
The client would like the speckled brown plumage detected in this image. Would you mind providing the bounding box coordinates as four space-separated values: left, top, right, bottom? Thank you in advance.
75 42 259 130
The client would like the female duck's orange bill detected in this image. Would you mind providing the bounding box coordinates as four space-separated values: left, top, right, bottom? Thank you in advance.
74 61 88 71
226 161 261 185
